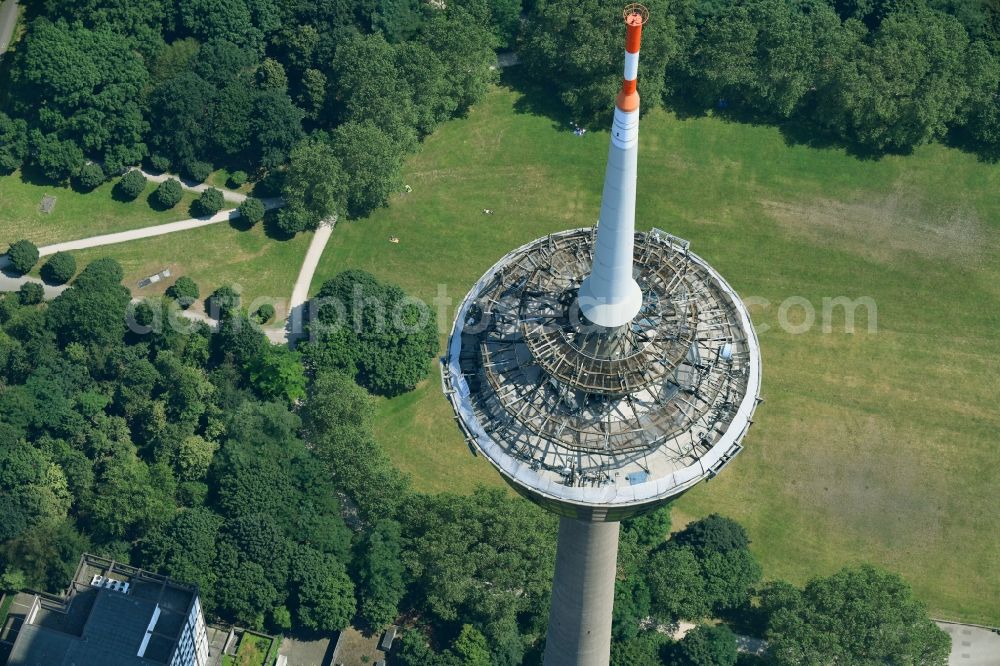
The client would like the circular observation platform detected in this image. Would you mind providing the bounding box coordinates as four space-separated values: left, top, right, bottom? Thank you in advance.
442 227 762 521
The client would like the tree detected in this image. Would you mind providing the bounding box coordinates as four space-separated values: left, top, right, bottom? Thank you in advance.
420 5 499 116
814 7 970 152
256 57 288 89
358 520 406 629
228 170 248 187
303 270 438 396
47 258 131 347
166 276 199 308
215 312 267 366
959 41 1000 159
238 197 265 225
12 19 149 170
610 632 670 666
18 283 45 306
648 515 761 617
673 514 750 557
298 68 327 120
648 545 711 621
86 451 175 540
184 159 214 183
331 121 404 217
763 566 950 666
291 546 355 632
176 435 218 481
7 240 39 275
399 489 556 633
279 137 345 233
666 624 737 666
141 507 223 609
301 371 410 521
521 0 674 125
148 73 217 173
28 131 84 183
453 625 491 666
330 33 418 151
248 88 304 169
193 188 225 216
192 38 257 87
394 41 456 138
0 112 28 173
40 252 77 285
115 170 147 201
177 0 263 51
246 346 307 403
74 163 106 191
154 179 184 209
205 284 241 317
252 303 274 324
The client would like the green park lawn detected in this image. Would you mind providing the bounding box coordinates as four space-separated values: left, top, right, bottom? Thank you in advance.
0 171 198 247
313 85 1000 624
67 219 312 315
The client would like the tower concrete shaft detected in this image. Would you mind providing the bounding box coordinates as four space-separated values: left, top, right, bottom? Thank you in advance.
578 8 646 328
543 518 621 666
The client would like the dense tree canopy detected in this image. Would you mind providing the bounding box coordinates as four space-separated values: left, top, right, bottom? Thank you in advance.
763 566 951 665
11 19 149 172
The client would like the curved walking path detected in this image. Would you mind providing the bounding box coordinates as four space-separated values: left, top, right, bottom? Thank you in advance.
284 216 335 344
138 169 248 204
0 172 337 347
0 0 18 55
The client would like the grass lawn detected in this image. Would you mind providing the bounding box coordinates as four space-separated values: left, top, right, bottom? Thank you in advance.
313 84 1000 624
67 219 311 316
0 171 198 247
221 633 274 666
209 168 253 195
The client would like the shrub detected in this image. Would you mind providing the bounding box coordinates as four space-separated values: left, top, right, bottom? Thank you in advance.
74 163 106 191
115 170 147 200
254 303 275 324
17 282 44 305
148 154 171 173
153 179 183 209
665 624 737 666
238 197 266 226
183 159 212 183
193 188 225 216
7 240 39 275
227 170 248 188
166 276 200 308
206 284 240 316
40 252 76 285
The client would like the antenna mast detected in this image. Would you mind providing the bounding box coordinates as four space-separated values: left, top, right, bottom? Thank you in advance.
577 4 649 329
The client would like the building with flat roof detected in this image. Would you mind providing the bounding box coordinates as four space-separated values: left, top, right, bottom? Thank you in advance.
1 554 209 666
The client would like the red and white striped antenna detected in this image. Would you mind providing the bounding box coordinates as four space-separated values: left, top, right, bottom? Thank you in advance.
617 4 648 113
577 4 650 328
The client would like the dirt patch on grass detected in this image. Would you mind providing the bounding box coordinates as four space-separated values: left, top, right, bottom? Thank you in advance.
761 187 990 266
334 626 385 666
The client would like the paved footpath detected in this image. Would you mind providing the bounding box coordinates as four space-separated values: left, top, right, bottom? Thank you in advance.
0 181 333 346
0 0 18 55
284 216 335 344
937 621 1000 665
138 169 248 204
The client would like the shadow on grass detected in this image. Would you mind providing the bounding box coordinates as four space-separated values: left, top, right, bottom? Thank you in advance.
17 163 66 188
500 66 993 162
228 214 255 232
145 191 175 212
502 67 577 132
263 213 295 241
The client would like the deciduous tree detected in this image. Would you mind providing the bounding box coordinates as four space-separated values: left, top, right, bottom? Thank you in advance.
763 566 950 666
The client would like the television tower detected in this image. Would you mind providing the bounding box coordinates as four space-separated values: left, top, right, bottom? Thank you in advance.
442 5 762 665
